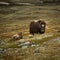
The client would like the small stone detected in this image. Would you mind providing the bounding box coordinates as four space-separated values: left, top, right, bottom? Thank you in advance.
0 48 6 53
24 42 31 45
21 46 28 49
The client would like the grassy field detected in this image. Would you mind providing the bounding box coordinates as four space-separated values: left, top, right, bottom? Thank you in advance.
0 5 60 60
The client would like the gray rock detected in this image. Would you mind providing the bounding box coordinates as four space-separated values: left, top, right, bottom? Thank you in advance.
21 46 28 49
0 48 6 53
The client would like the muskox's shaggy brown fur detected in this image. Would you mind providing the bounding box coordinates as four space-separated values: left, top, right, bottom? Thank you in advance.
29 20 46 35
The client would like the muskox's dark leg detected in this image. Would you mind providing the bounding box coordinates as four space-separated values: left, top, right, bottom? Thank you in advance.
30 28 34 35
30 31 34 35
40 31 45 34
32 33 34 35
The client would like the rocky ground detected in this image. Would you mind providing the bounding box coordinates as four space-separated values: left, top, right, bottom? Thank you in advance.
0 37 60 60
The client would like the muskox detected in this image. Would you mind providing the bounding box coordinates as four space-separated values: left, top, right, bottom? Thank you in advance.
11 32 23 40
29 20 46 35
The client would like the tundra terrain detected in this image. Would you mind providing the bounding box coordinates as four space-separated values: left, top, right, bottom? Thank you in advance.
0 5 60 60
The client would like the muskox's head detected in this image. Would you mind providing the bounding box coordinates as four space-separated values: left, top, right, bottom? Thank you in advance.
38 20 46 34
